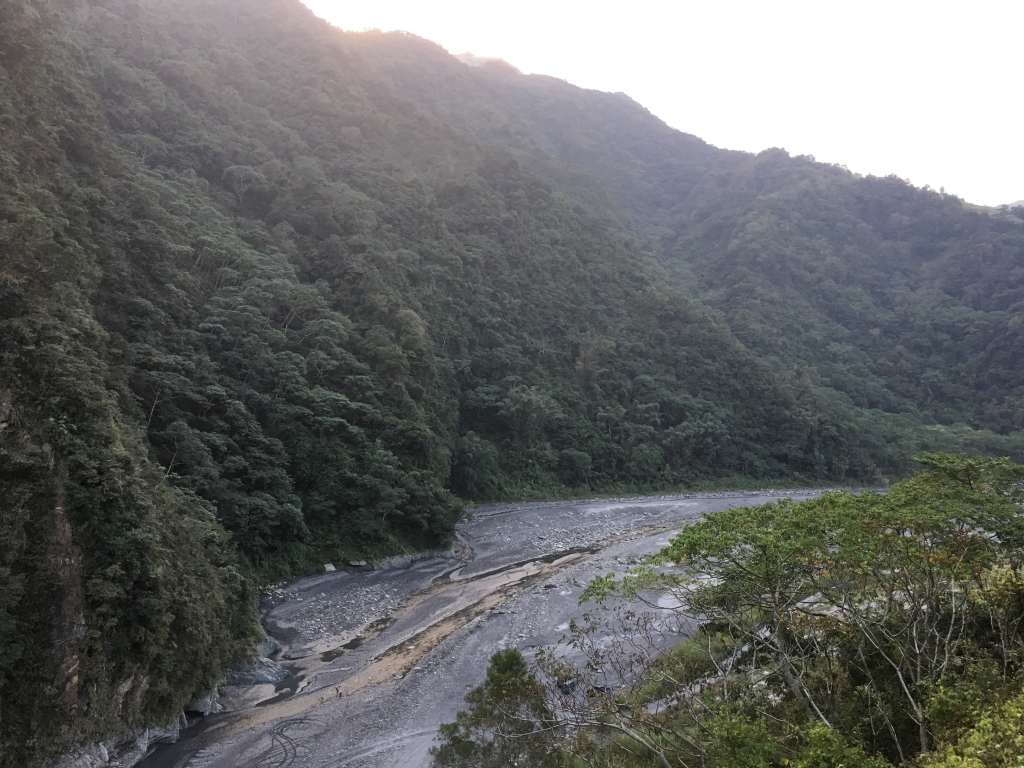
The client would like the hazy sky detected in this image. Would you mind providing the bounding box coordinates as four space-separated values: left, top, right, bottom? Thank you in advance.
301 0 1022 207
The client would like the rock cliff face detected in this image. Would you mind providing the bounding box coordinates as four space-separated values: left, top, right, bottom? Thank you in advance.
48 505 86 715
48 649 290 768
48 718 185 768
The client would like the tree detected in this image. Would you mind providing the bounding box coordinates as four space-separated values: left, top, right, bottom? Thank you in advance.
570 455 1024 765
431 649 564 768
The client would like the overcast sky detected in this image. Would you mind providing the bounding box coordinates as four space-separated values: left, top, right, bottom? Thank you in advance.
301 0 1022 207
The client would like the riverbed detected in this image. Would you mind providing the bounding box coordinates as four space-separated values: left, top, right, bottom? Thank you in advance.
139 490 821 768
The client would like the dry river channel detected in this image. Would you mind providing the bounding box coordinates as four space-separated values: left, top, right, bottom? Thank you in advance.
139 490 823 768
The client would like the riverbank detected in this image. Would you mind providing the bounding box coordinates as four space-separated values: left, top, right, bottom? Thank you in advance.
129 490 834 768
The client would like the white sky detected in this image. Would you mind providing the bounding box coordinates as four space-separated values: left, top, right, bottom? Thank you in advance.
301 0 1023 207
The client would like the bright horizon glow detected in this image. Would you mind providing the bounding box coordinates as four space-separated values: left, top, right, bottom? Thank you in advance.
301 0 1024 207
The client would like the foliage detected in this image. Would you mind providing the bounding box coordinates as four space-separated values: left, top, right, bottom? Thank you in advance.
438 456 1024 767
919 690 1024 767
357 33 1024 476
430 649 565 768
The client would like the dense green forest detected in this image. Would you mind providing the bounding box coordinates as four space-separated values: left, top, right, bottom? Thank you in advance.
434 456 1024 768
0 0 1022 764
351 32 1024 471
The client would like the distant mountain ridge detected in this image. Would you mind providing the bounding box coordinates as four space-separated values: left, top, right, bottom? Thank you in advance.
353 30 1024 437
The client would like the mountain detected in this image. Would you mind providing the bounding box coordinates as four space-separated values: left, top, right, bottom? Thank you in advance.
350 32 1024 446
1 0 1022 763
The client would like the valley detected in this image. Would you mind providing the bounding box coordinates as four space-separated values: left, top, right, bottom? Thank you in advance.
2 0 1023 764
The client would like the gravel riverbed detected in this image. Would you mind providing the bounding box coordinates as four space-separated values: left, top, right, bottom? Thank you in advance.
139 489 826 768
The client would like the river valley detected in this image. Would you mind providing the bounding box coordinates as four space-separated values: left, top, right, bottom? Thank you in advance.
139 491 822 768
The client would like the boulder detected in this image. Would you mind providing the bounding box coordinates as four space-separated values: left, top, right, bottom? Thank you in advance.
223 655 290 686
145 719 181 746
109 734 148 768
185 689 222 716
47 714 183 768
258 636 282 658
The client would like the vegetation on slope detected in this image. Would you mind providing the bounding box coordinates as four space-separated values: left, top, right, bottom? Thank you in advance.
666 152 1024 433
434 455 1024 767
0 0 796 761
351 33 1024 472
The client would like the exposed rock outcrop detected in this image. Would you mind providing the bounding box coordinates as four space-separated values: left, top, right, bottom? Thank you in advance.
223 655 290 686
46 715 186 768
184 689 222 716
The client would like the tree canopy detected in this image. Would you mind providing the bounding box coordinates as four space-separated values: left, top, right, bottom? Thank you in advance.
436 456 1024 767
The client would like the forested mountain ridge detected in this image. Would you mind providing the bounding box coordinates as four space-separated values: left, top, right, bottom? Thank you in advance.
349 31 1024 453
0 0 1022 764
666 155 1024 430
0 0 790 760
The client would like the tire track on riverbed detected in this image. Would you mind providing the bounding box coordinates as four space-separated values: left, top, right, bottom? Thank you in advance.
250 719 304 768
323 728 437 766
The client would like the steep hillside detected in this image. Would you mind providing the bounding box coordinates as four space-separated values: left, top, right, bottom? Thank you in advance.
1 0 1023 764
663 154 1024 429
0 0 782 761
350 31 737 228
349 31 1024 459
